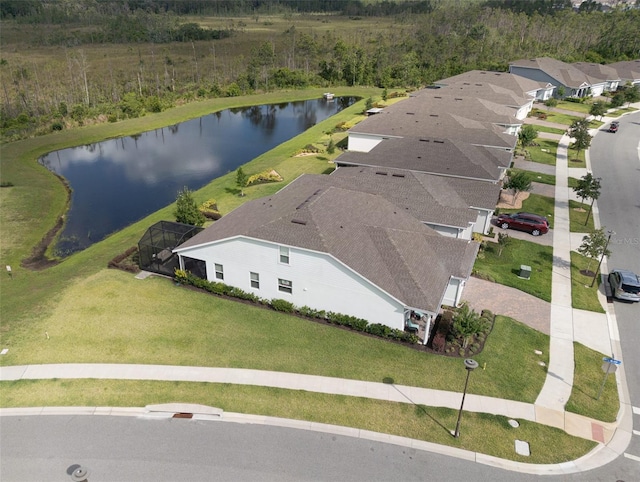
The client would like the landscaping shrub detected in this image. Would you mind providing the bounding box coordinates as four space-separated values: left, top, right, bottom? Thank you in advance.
199 199 222 220
271 298 295 313
246 169 283 186
366 323 392 338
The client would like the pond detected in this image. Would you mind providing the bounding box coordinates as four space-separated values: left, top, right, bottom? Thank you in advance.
39 96 356 257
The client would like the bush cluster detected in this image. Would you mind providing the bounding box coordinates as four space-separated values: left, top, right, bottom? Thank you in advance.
174 269 419 345
246 169 283 186
199 199 222 220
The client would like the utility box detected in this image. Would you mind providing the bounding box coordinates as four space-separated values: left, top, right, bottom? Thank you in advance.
519 265 532 280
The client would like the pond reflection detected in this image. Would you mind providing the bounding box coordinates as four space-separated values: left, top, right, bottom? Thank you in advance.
39 97 356 257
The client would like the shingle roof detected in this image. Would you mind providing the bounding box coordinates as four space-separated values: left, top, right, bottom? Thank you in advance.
436 70 548 97
509 57 601 88
176 179 479 312
416 82 530 109
337 136 511 182
328 167 500 225
607 59 640 83
350 93 518 149
571 62 620 82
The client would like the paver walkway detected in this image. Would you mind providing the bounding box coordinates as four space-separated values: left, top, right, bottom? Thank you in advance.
461 277 550 335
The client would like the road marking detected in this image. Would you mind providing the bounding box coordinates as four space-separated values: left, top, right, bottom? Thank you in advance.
634 430 640 436
633 406 640 415
624 453 640 463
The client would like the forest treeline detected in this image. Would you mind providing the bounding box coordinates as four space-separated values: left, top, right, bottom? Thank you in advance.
1 0 639 142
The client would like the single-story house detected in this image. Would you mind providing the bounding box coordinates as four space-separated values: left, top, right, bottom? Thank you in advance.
509 57 606 98
328 166 500 237
336 136 512 183
173 177 479 341
607 59 640 87
571 62 620 93
435 69 555 107
347 92 519 153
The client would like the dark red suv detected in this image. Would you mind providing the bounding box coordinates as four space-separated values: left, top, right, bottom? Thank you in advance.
496 212 549 236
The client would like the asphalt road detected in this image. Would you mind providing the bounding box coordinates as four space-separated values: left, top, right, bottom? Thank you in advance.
590 110 640 471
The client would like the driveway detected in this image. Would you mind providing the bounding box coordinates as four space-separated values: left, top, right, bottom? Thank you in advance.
512 159 556 175
461 277 551 335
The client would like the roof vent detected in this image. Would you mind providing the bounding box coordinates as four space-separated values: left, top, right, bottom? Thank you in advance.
434 140 445 144
430 114 438 117
463 82 470 85
291 219 307 225
392 173 405 178
419 138 430 142
375 171 388 176
406 112 415 115
434 96 442 99
455 98 463 101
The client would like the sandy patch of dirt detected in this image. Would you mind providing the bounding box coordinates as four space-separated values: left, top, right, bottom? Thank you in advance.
496 190 530 209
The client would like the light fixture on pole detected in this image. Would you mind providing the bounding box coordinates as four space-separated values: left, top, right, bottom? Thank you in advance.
453 358 479 438
590 230 615 288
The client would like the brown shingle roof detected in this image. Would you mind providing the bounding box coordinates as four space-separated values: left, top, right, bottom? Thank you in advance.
176 179 478 312
350 93 518 150
436 70 548 97
571 62 620 82
336 136 511 182
607 59 640 83
509 57 601 88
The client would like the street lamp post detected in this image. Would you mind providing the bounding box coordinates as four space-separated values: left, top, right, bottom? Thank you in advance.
453 358 479 438
590 230 615 288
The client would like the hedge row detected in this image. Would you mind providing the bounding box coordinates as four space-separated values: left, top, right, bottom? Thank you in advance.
174 269 419 344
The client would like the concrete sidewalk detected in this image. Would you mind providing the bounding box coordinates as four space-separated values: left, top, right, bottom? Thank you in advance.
0 360 628 475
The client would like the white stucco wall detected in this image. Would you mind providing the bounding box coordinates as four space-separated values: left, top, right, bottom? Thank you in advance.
426 223 465 239
473 210 492 235
347 133 385 152
177 237 407 330
442 277 463 307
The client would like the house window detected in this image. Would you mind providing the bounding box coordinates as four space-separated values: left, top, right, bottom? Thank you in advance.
279 246 290 264
214 263 224 280
250 272 260 289
278 278 292 294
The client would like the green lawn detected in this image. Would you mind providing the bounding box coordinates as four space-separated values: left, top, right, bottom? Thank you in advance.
556 101 592 115
539 111 585 126
566 342 619 422
508 168 555 186
570 251 606 313
0 378 596 464
532 124 566 135
498 193 555 229
473 239 553 302
569 200 596 233
525 139 558 165
568 177 580 189
567 146 587 168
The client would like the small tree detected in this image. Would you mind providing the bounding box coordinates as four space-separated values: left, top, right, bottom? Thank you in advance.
568 119 592 159
572 173 601 225
577 228 611 276
589 101 607 121
623 84 640 107
365 97 374 111
503 171 532 206
518 124 538 148
497 232 511 257
452 303 484 349
544 98 558 110
174 187 205 226
236 167 248 197
556 85 566 98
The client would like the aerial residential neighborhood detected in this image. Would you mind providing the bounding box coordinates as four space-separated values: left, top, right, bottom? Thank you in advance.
1 2 640 480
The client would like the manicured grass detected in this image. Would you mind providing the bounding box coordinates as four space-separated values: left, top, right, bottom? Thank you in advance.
568 200 595 233
568 177 580 189
0 379 596 464
567 146 587 168
566 342 619 423
570 251 606 313
539 111 585 126
532 124 566 135
473 239 553 302
498 193 555 229
508 168 555 186
556 101 592 115
524 139 558 165
0 268 548 403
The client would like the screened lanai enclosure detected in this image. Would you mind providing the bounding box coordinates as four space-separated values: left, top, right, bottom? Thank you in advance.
138 221 204 276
